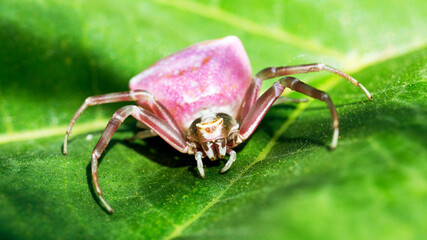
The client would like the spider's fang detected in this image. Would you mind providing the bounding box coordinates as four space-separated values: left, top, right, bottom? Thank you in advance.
195 152 205 179
220 149 236 173
215 139 227 159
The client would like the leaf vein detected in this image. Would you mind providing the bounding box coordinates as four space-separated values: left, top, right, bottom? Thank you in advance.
151 0 348 62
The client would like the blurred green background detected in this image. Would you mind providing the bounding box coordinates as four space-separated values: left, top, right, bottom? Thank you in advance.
0 0 426 239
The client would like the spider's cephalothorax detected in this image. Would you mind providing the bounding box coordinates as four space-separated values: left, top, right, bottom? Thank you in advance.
63 36 372 213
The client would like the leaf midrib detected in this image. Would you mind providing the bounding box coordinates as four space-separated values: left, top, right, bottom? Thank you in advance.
152 0 349 62
0 120 107 145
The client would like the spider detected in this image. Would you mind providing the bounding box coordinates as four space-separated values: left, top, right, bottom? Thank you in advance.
63 36 372 213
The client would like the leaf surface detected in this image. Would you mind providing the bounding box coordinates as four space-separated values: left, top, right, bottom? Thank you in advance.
0 0 426 239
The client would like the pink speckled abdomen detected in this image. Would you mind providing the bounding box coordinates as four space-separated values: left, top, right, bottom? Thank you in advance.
129 36 252 131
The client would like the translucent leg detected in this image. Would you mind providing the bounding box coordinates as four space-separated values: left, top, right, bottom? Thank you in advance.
240 63 372 121
125 129 158 142
272 97 309 106
256 63 372 99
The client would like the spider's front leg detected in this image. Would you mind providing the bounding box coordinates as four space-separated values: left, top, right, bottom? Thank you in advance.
91 105 189 213
239 75 366 150
64 90 182 154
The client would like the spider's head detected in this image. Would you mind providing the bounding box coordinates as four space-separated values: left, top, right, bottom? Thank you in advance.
187 112 239 161
196 117 226 142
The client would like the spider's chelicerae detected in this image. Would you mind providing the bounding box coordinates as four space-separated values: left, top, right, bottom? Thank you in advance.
64 36 372 213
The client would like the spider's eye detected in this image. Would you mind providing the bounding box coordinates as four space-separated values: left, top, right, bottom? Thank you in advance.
205 127 211 133
211 126 216 131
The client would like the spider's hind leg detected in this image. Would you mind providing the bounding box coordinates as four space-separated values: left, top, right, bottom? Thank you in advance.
125 129 158 142
256 63 372 100
273 96 309 106
125 121 158 142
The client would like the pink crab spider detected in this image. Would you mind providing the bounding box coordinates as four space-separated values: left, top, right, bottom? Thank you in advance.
63 36 372 213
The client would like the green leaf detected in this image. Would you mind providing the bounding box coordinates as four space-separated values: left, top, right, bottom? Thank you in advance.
0 0 426 239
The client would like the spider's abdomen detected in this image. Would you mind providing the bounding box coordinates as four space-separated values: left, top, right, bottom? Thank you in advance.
129 36 252 131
